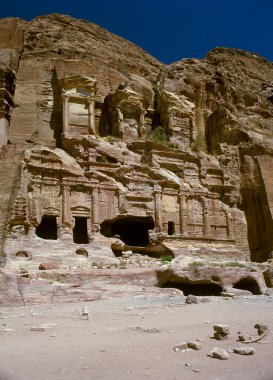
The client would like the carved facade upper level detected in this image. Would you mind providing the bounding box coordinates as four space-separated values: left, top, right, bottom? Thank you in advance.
4 74 249 267
60 76 97 136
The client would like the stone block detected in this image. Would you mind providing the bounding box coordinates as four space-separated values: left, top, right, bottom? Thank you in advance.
214 332 229 341
187 341 202 350
173 342 188 351
234 347 255 355
208 347 230 360
213 324 230 334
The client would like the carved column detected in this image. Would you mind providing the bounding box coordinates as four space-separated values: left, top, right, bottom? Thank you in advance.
179 193 187 235
88 189 93 235
201 196 210 237
154 189 163 232
91 185 100 232
118 190 127 214
88 97 96 135
27 182 41 236
138 107 146 138
168 109 174 135
116 107 124 139
140 108 145 127
28 178 42 228
62 95 69 133
62 185 71 227
226 208 234 239
58 184 73 240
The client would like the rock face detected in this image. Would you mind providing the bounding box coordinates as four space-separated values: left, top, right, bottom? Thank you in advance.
1 13 273 282
157 265 267 295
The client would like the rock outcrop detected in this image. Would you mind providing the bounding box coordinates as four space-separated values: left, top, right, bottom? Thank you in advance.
0 14 273 301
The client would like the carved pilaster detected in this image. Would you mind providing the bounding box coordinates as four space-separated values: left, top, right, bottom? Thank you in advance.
27 181 42 227
62 185 71 227
140 108 145 127
138 107 146 138
91 185 100 232
88 97 95 135
62 95 69 133
154 189 163 232
201 196 210 237
168 109 174 135
226 208 234 239
116 107 124 139
88 189 93 235
118 190 127 214
179 193 187 235
57 184 73 240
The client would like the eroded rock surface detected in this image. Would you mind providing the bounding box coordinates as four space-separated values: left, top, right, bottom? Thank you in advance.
0 14 273 302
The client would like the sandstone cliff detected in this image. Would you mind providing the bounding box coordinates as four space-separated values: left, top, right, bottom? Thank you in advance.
1 13 273 273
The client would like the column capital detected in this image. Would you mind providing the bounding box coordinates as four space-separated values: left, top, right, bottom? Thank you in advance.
62 93 70 100
91 184 100 191
87 96 95 103
61 183 70 191
153 185 162 194
178 191 188 198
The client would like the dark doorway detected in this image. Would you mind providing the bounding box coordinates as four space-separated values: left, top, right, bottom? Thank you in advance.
168 221 175 236
233 278 261 295
161 281 223 296
100 215 154 246
36 215 58 240
73 217 89 244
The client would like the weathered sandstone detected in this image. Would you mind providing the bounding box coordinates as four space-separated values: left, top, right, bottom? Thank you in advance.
0 14 273 302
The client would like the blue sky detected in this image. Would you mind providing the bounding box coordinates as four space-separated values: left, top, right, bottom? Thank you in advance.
1 0 273 64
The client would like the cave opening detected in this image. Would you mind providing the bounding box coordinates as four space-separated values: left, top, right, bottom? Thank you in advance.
100 215 155 247
73 217 89 244
161 281 223 296
233 278 261 295
36 215 58 240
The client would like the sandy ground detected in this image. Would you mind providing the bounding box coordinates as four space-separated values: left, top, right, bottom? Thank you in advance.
1 293 273 380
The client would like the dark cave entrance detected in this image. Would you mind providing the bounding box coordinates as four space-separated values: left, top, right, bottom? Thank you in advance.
233 278 261 295
73 217 89 244
161 281 223 296
36 215 58 240
100 215 155 247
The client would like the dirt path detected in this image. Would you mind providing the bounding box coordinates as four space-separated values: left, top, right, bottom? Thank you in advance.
1 293 273 380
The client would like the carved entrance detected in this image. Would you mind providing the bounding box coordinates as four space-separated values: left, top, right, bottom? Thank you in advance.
100 215 154 247
36 215 58 240
73 217 89 244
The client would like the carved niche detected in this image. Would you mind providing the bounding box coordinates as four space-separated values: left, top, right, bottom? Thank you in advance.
104 82 149 141
60 76 97 136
